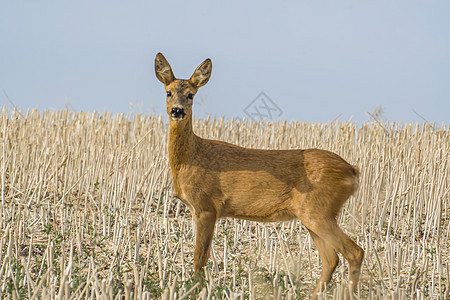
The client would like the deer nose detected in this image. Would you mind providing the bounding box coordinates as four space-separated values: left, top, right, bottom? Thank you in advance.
170 107 186 120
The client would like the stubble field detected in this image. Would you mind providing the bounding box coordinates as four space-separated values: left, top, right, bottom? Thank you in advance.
0 109 448 299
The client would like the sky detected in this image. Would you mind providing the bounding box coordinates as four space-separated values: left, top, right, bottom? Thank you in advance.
1 1 449 124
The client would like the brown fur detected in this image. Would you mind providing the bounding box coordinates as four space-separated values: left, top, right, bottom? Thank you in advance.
155 53 364 299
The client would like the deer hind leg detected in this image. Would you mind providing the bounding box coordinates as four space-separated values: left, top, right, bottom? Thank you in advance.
193 210 217 276
304 219 364 295
308 230 339 299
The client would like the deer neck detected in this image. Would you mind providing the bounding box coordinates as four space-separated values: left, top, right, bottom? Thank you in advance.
168 117 198 169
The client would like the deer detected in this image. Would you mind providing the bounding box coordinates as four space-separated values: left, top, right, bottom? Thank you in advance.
154 52 364 299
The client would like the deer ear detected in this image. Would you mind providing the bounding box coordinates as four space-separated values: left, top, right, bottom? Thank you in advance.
190 58 212 88
155 53 175 85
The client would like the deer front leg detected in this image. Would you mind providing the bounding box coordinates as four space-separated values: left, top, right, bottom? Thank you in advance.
193 210 217 275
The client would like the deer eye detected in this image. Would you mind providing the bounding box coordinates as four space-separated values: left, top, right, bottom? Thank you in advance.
187 93 194 100
166 91 172 97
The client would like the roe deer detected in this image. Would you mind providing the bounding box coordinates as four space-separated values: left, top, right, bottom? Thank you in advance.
154 53 364 299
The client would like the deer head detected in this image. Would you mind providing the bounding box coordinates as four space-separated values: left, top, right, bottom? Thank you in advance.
155 53 212 121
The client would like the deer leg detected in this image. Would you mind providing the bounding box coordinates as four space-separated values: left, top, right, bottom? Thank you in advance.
308 230 339 299
193 210 217 275
305 219 364 295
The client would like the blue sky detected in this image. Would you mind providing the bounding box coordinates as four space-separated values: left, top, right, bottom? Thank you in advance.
1 1 449 123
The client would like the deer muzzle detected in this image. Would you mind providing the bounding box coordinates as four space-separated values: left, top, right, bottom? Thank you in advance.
170 107 186 120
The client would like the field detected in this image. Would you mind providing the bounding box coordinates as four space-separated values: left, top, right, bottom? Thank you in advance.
0 109 448 299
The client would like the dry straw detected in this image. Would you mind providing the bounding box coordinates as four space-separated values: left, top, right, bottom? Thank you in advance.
0 108 448 299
